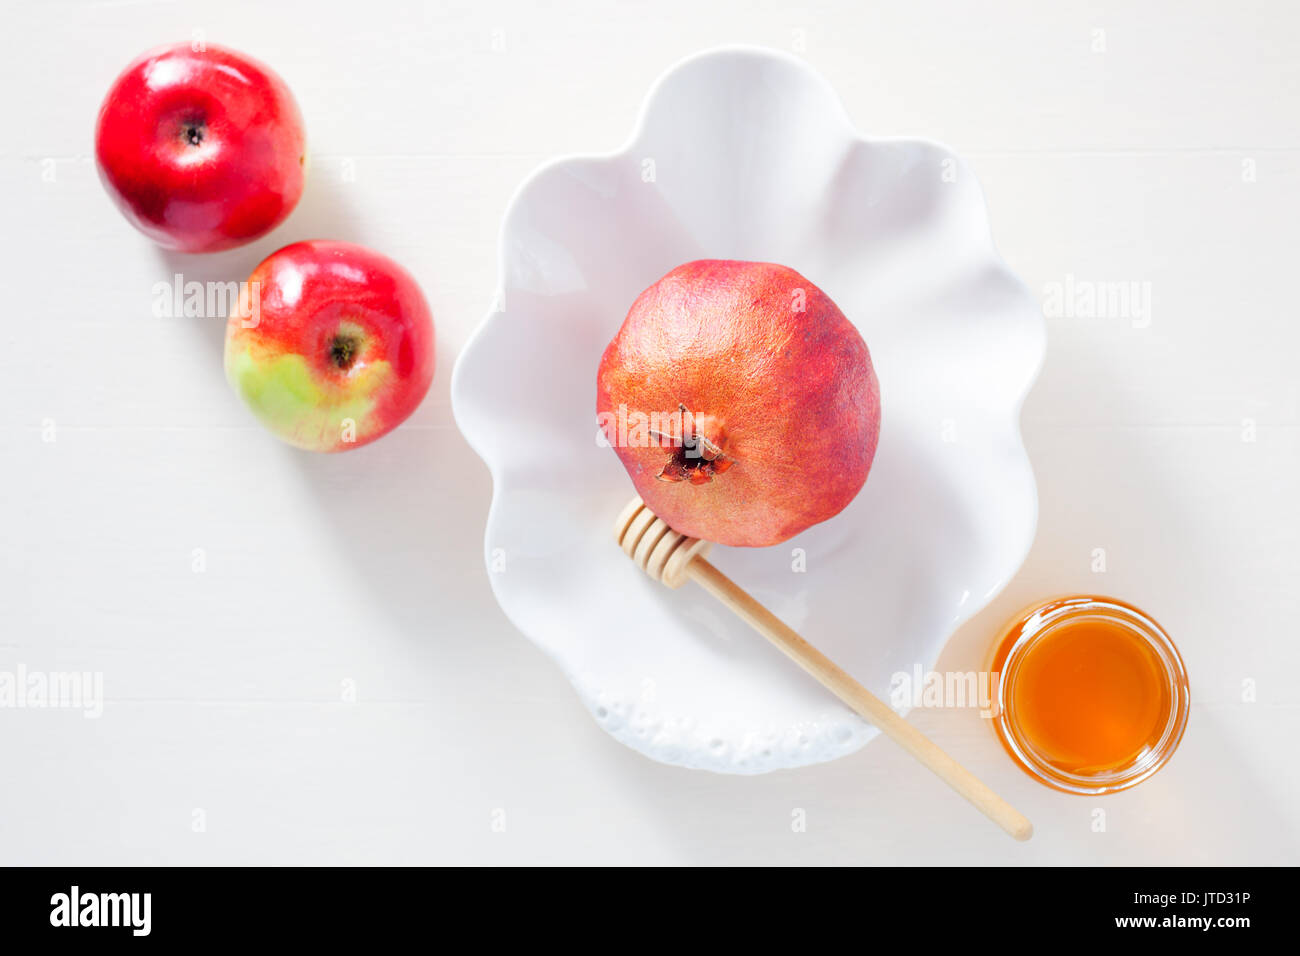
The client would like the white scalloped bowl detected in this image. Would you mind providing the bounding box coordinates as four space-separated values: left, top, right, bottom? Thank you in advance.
452 47 1045 773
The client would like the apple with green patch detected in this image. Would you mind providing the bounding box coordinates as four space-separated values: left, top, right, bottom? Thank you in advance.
224 240 435 451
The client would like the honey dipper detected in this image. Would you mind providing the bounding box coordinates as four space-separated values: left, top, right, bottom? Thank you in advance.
615 496 1034 841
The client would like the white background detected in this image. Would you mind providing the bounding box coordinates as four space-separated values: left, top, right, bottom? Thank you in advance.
2 0 1297 865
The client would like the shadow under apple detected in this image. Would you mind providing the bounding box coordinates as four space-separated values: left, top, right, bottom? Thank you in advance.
278 342 499 647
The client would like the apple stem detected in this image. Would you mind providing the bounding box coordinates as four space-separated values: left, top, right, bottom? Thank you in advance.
330 333 360 371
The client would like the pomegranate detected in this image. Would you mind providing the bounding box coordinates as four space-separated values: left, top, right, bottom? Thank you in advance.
596 260 881 547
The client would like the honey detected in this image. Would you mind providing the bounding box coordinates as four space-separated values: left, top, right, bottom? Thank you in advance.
989 596 1189 794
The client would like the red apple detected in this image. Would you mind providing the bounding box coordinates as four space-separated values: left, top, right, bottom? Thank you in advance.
94 42 306 252
224 241 436 451
597 260 881 547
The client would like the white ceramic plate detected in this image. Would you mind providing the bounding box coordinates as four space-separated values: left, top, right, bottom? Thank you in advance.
452 47 1045 773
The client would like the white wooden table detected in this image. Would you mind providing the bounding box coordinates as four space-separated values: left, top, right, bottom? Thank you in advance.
2 0 1296 864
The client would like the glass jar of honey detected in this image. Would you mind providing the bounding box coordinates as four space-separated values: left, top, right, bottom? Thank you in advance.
989 595 1190 794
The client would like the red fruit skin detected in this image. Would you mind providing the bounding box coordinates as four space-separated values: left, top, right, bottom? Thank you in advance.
94 43 306 253
226 240 436 451
597 260 881 547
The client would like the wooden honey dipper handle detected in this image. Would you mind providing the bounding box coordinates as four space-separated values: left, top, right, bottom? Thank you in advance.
615 497 1033 841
